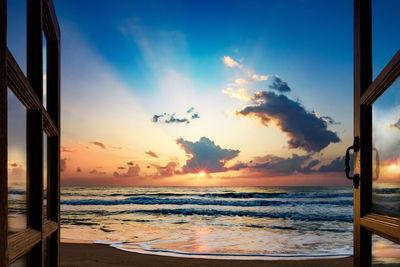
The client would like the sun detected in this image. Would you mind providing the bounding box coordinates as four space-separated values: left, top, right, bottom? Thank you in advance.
199 171 206 177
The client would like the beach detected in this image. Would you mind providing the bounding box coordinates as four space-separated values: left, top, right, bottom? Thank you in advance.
60 242 353 267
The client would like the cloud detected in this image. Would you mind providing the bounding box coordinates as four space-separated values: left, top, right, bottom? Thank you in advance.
61 158 68 172
77 142 90 150
165 114 190 124
145 151 159 158
152 108 200 124
234 78 246 85
76 167 81 172
117 166 126 170
230 153 349 176
269 76 291 93
113 164 140 178
222 88 252 102
229 154 313 176
251 74 269 82
320 116 341 125
318 157 345 172
92 141 106 149
234 75 269 85
89 169 106 175
127 161 134 166
237 91 340 152
110 146 123 150
9 163 24 178
222 56 242 69
62 146 77 153
153 161 178 178
391 118 400 130
176 137 240 174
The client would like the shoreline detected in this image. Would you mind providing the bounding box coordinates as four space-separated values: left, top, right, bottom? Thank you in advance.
60 242 353 267
61 238 352 261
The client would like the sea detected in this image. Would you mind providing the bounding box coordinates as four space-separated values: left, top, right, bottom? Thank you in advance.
8 185 400 264
60 186 355 258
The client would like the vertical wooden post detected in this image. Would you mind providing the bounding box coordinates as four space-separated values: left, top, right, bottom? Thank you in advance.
27 0 44 266
353 0 372 266
0 0 8 265
47 37 60 267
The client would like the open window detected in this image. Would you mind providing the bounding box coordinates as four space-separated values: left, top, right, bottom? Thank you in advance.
0 0 61 265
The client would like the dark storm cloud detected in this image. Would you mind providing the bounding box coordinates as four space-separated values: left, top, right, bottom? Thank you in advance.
252 154 312 175
113 164 140 178
230 153 349 176
176 137 240 174
318 156 346 172
269 76 291 93
152 108 200 125
92 141 106 149
229 154 313 176
145 151 159 158
320 116 341 125
237 91 340 152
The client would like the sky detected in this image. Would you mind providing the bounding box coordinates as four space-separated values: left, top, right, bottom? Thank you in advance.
6 0 400 187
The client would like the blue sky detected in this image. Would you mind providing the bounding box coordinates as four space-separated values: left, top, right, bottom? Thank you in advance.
6 0 400 186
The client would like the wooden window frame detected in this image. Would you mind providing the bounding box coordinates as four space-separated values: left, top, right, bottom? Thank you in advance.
353 0 400 266
0 0 60 266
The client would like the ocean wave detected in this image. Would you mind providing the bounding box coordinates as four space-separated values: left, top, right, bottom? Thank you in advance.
373 188 400 194
61 191 353 199
61 196 353 207
114 208 353 222
8 189 25 195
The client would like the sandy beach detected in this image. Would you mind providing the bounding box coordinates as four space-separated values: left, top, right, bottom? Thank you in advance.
60 243 353 267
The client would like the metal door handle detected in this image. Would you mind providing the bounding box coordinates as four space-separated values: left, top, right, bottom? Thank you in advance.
345 136 360 188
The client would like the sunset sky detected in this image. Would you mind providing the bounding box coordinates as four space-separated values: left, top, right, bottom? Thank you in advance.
6 0 400 186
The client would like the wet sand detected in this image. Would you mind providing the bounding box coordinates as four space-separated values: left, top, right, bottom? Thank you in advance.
60 242 353 267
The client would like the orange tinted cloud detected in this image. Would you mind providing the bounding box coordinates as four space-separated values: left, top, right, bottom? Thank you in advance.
92 141 106 149
145 151 159 158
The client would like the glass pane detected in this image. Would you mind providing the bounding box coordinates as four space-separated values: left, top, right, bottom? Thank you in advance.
7 0 27 74
373 234 400 266
372 0 400 80
43 33 47 109
9 253 27 267
7 88 27 234
44 132 48 219
372 77 400 218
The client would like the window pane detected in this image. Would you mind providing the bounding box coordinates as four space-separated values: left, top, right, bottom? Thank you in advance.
372 0 400 80
44 132 48 219
43 32 47 109
373 234 400 266
9 253 27 267
7 0 27 75
372 77 400 218
8 88 27 234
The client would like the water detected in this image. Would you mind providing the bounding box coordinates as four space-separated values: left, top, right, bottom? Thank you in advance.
59 186 354 258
